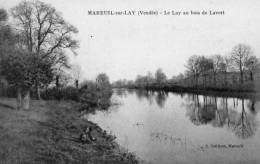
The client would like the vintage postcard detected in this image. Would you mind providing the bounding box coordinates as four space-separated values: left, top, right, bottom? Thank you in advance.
0 0 259 164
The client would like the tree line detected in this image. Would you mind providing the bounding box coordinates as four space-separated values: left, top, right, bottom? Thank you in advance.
114 44 259 92
113 68 167 88
185 44 259 88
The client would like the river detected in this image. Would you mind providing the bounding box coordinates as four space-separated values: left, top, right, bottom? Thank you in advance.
86 89 260 164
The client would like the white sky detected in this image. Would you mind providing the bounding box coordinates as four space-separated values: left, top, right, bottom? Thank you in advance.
1 0 260 82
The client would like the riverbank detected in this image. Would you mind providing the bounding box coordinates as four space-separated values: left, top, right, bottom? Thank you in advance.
0 98 139 164
115 84 260 99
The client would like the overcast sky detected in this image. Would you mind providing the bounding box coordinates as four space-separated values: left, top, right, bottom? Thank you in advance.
1 0 260 82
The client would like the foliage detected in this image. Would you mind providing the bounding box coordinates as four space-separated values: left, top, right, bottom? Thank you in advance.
155 68 167 84
10 0 79 99
0 49 54 89
79 80 113 111
41 86 79 101
96 73 111 89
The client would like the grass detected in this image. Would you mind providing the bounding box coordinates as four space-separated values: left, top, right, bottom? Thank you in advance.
0 98 139 164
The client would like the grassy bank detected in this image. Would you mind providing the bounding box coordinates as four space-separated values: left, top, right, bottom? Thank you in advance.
0 98 139 164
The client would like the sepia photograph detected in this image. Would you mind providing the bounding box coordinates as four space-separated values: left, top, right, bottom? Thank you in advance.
0 0 260 163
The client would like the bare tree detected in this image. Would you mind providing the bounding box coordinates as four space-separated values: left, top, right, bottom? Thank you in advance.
230 44 252 84
11 0 79 99
185 55 201 87
198 56 213 87
210 54 223 86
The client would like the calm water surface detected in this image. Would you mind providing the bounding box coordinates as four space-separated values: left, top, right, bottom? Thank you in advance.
87 89 260 164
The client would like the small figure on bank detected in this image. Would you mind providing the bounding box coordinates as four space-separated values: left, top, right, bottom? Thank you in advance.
79 127 96 144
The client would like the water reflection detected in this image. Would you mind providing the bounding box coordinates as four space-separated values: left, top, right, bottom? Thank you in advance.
90 89 260 164
155 91 168 108
114 90 259 139
185 95 259 139
133 89 168 108
114 88 127 98
228 99 258 139
248 98 256 114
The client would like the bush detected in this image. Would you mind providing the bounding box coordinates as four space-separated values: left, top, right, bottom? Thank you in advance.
41 86 79 101
78 81 113 111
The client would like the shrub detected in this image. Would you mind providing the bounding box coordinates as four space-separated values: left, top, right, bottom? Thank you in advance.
78 81 113 111
41 86 79 101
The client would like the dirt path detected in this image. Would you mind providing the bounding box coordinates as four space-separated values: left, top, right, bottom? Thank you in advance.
0 98 138 164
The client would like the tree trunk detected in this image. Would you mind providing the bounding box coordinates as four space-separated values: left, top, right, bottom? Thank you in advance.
35 81 41 100
239 61 243 84
251 99 255 112
214 72 217 87
195 75 198 88
203 74 206 88
37 86 41 99
214 97 217 108
250 71 253 81
75 79 79 89
17 87 22 110
240 71 243 84
23 90 30 110
224 71 227 87
196 94 200 107
56 75 60 88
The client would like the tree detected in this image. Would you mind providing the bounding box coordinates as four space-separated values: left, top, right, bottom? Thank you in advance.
219 56 231 86
171 73 185 83
11 0 79 99
53 67 72 88
155 68 167 85
146 71 155 85
0 49 53 109
210 55 223 85
1 8 53 109
96 73 111 89
134 72 155 87
245 55 259 81
198 56 213 87
185 55 201 87
0 9 16 52
135 75 148 87
230 44 252 84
